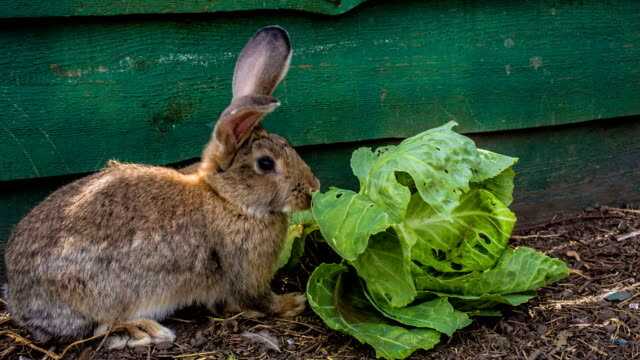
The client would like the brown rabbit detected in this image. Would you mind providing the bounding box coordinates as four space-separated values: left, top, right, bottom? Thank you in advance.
4 26 319 349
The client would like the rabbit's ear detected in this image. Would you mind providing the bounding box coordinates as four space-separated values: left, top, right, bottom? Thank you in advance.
201 95 279 172
232 26 292 98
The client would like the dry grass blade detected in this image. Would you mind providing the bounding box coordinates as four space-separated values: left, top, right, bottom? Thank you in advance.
575 338 609 357
511 233 563 240
168 317 195 323
58 332 113 359
0 331 61 359
0 345 15 359
173 350 219 358
1 323 129 360
539 282 640 309
602 206 640 215
208 311 246 322
569 268 592 280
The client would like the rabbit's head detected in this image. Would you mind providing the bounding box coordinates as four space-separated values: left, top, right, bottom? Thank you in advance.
198 26 319 216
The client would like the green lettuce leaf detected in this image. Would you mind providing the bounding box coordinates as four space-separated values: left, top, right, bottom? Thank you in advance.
366 290 471 336
397 189 516 273
307 263 441 360
290 209 316 228
351 147 379 188
420 291 537 308
275 223 303 271
471 149 518 184
471 167 516 206
413 247 569 296
469 148 518 206
312 189 391 261
276 210 319 271
356 122 479 221
351 230 416 307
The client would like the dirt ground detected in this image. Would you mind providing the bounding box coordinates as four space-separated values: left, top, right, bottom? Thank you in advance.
1 206 639 359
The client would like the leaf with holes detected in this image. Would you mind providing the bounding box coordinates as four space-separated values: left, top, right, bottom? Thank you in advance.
412 247 569 296
355 121 479 222
396 189 516 273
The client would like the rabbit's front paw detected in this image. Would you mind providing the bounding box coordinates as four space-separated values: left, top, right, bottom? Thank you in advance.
272 292 306 318
96 319 175 349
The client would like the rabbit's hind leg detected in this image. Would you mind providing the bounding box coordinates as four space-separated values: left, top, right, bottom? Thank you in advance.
8 293 94 343
95 320 175 349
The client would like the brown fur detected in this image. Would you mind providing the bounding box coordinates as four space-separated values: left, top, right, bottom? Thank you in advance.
4 26 318 346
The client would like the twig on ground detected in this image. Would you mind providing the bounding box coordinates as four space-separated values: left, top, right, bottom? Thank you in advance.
0 331 61 359
167 317 195 323
511 234 563 240
617 230 640 241
569 268 592 280
539 282 640 309
208 311 246 322
173 350 219 358
0 345 15 359
576 338 608 357
58 332 107 359
602 206 640 215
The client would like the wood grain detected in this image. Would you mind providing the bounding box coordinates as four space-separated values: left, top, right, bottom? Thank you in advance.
1 0 639 180
0 0 368 18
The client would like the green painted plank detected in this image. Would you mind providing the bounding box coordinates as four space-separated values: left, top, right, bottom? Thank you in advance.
0 0 368 18
1 0 639 181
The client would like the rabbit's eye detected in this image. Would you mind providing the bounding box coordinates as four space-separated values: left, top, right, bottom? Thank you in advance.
257 156 275 172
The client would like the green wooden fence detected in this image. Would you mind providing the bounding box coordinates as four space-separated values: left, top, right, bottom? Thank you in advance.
1 0 640 275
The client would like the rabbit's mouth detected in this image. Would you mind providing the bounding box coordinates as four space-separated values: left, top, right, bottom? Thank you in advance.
283 174 319 213
282 192 313 213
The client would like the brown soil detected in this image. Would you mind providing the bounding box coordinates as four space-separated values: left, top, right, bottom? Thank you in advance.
1 206 639 359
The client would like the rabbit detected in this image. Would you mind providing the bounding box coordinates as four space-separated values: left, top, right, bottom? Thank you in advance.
3 25 320 349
